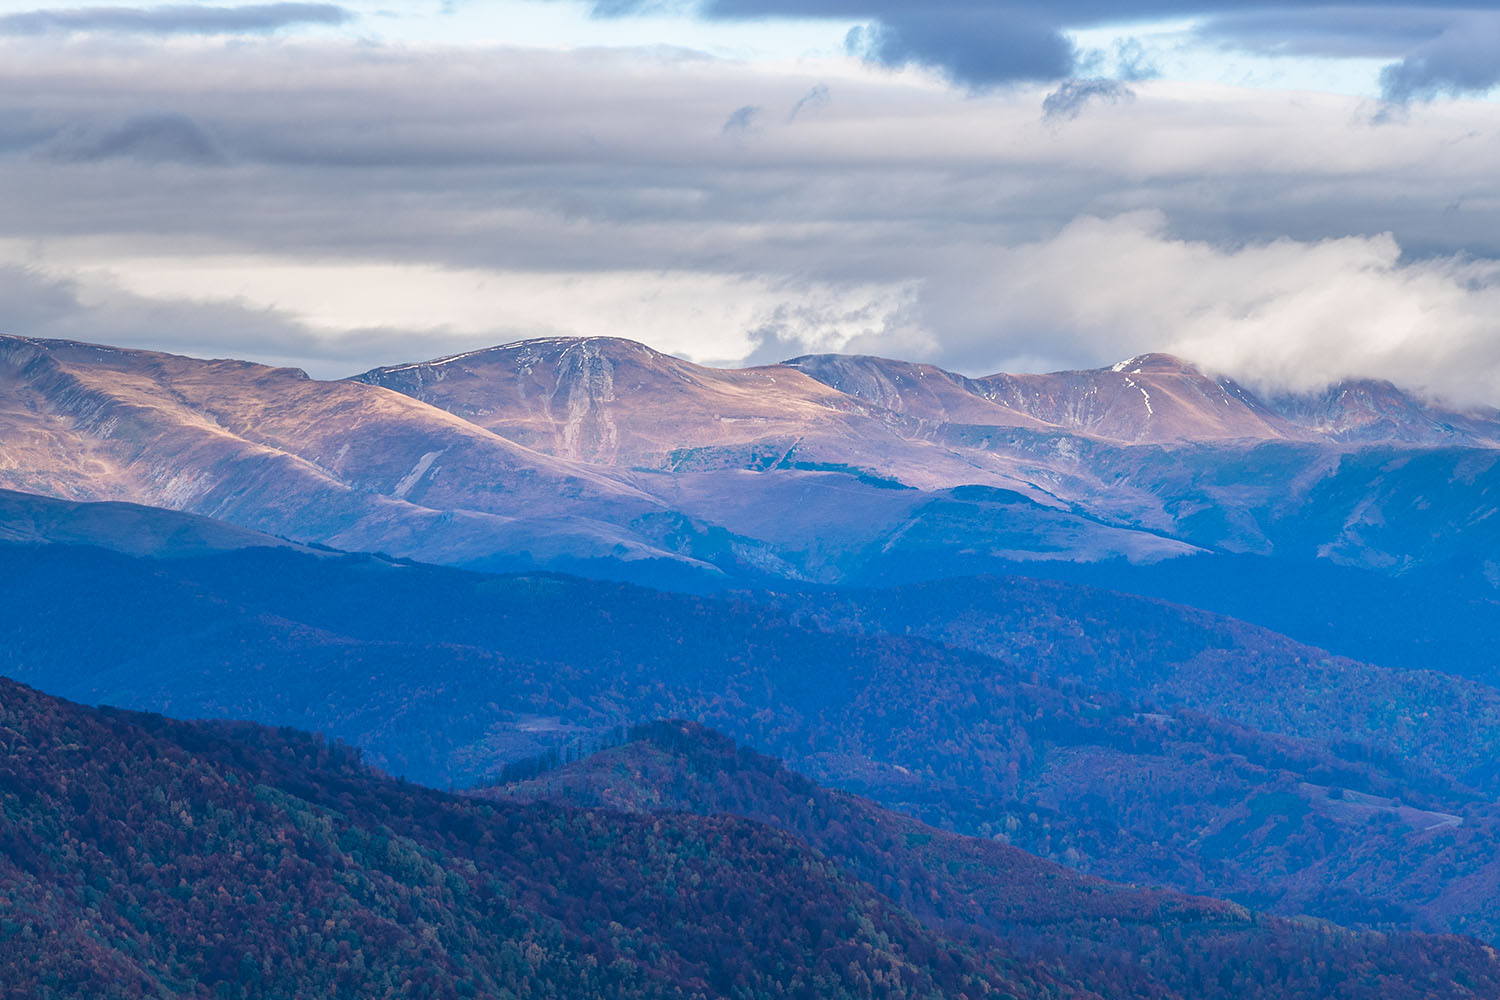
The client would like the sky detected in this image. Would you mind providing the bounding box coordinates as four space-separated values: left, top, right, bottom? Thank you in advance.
1 1 1499 403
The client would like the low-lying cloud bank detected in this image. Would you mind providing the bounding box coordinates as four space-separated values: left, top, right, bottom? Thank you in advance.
893 214 1500 406
9 217 1500 407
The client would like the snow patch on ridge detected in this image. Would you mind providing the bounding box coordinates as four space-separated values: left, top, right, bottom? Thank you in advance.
1123 376 1153 416
393 450 443 499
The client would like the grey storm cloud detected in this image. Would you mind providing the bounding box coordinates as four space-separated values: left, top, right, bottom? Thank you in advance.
45 112 227 164
1194 7 1500 102
1378 14 1500 102
841 9 1075 86
593 1 1500 99
0 3 352 36
1041 78 1134 123
1 42 1496 259
788 83 829 121
721 104 761 133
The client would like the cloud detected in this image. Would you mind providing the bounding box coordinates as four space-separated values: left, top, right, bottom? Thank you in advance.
843 8 1075 87
1378 14 1500 102
733 285 925 367
0 3 352 36
1112 38 1159 82
721 104 761 133
0 251 921 379
44 112 226 164
592 1 1500 101
788 83 829 121
0 42 1498 399
893 213 1500 406
1193 8 1455 59
0 262 342 372
1042 78 1134 122
1191 7 1500 104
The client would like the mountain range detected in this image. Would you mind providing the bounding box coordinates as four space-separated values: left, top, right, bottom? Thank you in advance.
6 333 1499 594
5 331 1500 994
6 331 1500 679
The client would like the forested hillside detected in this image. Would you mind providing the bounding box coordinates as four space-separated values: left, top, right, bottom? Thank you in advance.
4 681 1498 1000
6 538 1500 939
486 720 1500 1000
0 678 1061 1000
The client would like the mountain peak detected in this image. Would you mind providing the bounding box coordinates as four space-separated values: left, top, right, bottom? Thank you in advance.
1266 376 1500 445
351 334 872 468
1107 353 1202 376
359 336 672 379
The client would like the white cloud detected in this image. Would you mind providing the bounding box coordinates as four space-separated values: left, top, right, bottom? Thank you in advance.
0 243 918 375
906 213 1500 406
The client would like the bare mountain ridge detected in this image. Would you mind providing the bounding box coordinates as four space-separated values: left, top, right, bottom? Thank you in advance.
358 337 1499 450
0 334 1202 577
786 349 1500 448
974 353 1317 444
5 332 1499 585
1267 377 1500 445
785 351 1318 445
351 336 1059 496
353 337 1500 578
0 335 688 570
356 336 867 464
